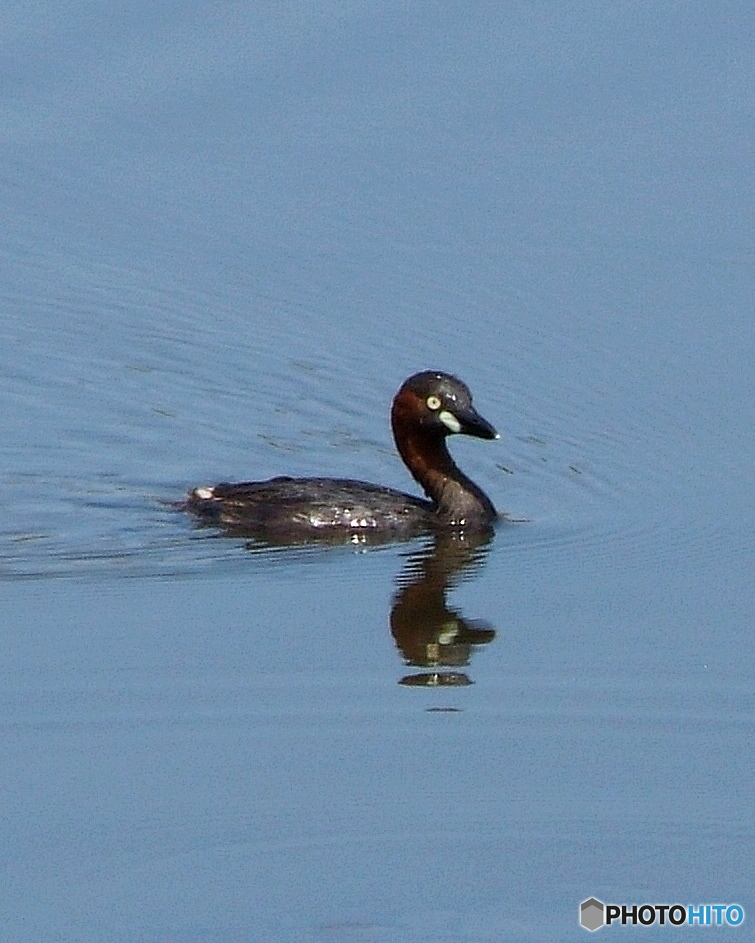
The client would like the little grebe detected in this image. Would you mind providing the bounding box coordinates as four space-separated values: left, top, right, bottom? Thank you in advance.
185 371 498 535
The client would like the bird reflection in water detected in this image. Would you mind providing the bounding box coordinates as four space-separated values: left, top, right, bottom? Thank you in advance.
391 531 495 687
184 522 497 686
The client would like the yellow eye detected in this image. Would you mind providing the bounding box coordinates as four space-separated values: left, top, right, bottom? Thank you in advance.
426 395 441 410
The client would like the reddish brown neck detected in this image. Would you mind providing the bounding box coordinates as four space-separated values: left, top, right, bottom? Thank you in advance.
392 425 497 525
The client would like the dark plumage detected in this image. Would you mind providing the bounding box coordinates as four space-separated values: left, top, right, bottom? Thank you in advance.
185 371 498 537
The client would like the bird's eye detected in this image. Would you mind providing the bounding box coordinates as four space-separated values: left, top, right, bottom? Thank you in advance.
426 395 442 410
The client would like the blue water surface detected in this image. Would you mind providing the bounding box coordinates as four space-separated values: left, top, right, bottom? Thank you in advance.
1 2 752 941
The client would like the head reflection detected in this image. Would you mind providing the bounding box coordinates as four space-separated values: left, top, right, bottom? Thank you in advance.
391 531 495 686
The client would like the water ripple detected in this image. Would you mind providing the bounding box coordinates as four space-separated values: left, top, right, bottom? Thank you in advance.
0 213 750 581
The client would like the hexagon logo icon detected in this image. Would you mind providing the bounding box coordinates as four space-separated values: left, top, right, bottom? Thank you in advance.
580 898 605 931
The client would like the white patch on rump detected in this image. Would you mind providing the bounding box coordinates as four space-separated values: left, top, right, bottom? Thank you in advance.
193 487 216 500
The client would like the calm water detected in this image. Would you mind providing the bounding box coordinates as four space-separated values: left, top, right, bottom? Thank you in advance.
1 3 752 941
